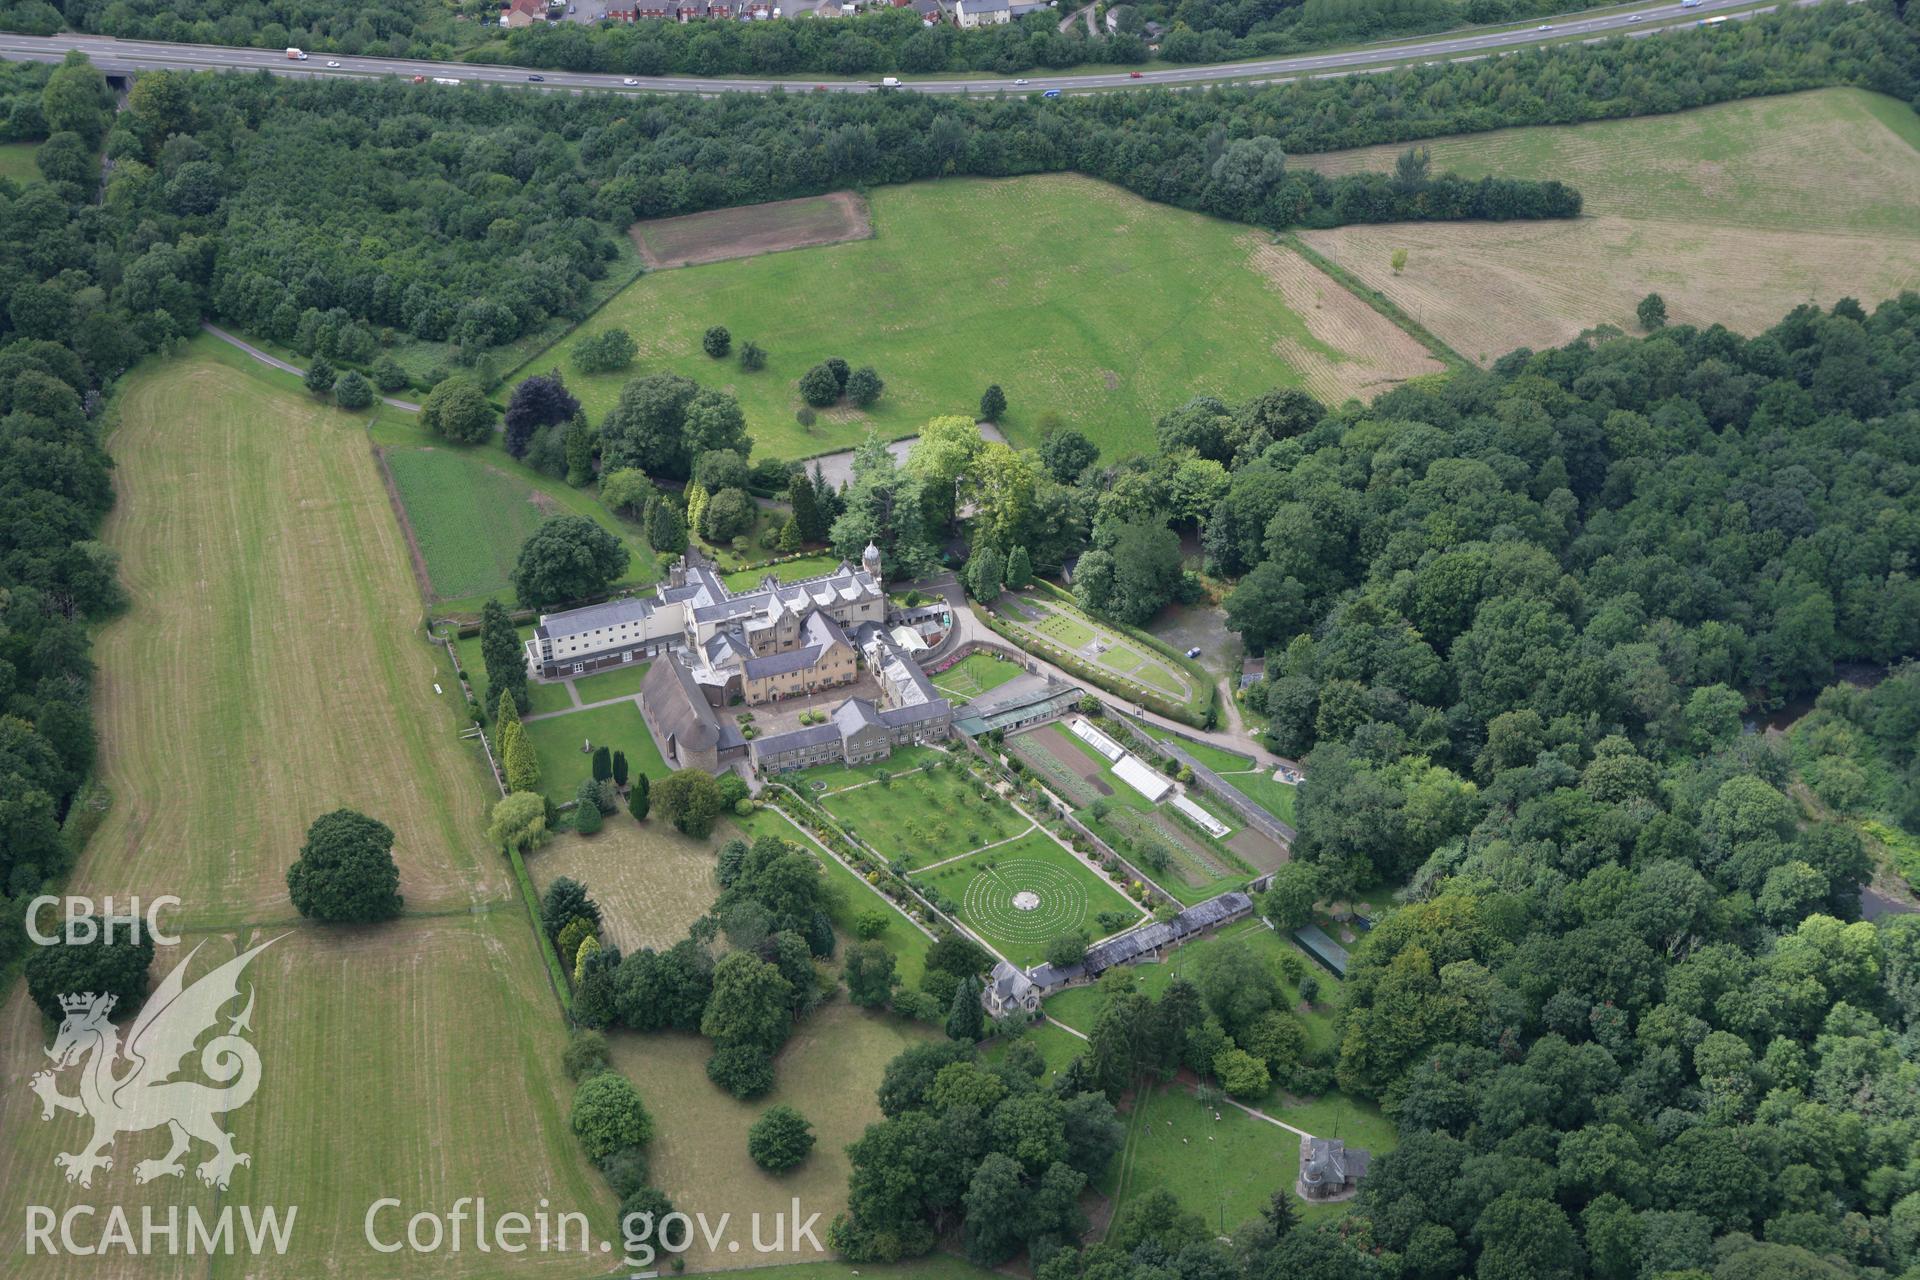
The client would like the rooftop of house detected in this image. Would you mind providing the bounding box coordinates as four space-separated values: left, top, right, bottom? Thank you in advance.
535 595 659 642
989 959 1034 1000
963 0 1011 11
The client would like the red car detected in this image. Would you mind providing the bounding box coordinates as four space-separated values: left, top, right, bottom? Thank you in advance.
1129 70 1143 78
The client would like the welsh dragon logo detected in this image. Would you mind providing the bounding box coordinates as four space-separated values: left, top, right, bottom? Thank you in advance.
30 937 279 1191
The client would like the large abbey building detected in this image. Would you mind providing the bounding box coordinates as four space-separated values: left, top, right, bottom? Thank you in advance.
525 546 951 775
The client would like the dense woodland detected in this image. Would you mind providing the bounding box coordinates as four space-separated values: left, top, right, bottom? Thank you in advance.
823 297 1920 1279
0 56 168 967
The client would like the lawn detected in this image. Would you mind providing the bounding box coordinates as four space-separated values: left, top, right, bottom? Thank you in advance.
606 1003 936 1269
0 349 608 1280
931 651 1025 701
0 140 39 185
1106 1080 1393 1235
524 174 1435 462
519 696 667 805
984 1018 1088 1080
1296 88 1920 362
1138 724 1255 773
722 552 847 591
1218 769 1299 824
453 625 574 715
528 818 721 955
732 805 934 989
371 408 659 616
914 830 1145 968
822 760 1032 869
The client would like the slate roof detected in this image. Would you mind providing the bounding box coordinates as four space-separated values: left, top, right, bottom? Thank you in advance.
753 723 843 755
741 611 850 680
537 596 657 640
989 960 1034 1001
1029 891 1253 988
964 0 1011 11
643 655 720 754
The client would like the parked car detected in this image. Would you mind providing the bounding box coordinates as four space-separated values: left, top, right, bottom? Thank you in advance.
1185 647 1202 659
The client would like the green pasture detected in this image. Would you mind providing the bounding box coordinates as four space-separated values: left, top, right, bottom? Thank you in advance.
1219 769 1299 824
525 174 1348 461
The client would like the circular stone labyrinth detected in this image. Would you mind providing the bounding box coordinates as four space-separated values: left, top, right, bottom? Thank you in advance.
962 860 1087 944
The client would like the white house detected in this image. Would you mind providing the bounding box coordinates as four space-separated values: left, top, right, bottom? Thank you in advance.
955 0 1010 26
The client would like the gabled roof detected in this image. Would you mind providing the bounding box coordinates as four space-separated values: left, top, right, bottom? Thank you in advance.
643 654 720 753
539 596 657 640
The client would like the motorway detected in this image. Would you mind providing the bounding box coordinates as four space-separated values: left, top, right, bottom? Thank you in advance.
0 0 1768 96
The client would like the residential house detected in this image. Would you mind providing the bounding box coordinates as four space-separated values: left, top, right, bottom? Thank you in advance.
1298 1137 1370 1200
954 0 1010 26
501 0 547 26
981 961 1040 1018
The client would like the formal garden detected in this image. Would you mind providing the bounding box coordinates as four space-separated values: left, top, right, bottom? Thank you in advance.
912 830 1145 968
816 754 1032 870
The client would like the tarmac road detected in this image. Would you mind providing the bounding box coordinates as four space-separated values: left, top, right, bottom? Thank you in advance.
0 0 1782 98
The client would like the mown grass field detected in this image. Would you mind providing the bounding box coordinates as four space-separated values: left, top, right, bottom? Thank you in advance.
1218 769 1299 824
0 349 609 1280
529 819 720 954
607 1004 935 1270
529 175 1435 462
370 406 659 615
1296 89 1920 361
721 552 846 592
1105 1080 1395 1233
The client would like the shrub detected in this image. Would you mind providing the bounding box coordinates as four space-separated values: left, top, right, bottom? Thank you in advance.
702 325 732 358
421 376 496 444
799 363 840 408
747 1105 816 1172
570 1073 654 1161
303 355 336 395
562 1029 612 1081
845 366 883 407
574 327 637 374
739 341 766 372
333 370 374 410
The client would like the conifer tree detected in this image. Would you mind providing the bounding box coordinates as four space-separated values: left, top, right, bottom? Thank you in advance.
788 472 821 542
946 976 984 1042
612 750 629 788
628 773 650 821
480 598 528 716
592 745 612 782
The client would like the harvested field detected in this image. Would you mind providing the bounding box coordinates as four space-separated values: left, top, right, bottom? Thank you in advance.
76 353 504 924
528 819 720 954
1296 89 1920 362
607 1005 936 1269
1240 237 1445 401
1298 217 1920 365
630 191 872 269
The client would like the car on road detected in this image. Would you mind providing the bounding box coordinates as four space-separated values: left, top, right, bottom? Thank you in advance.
1014 78 1029 85
1043 88 1061 98
1129 70 1143 78
325 60 341 67
623 77 639 85
528 74 545 81
1628 12 1642 18
1537 22 1552 29
1185 647 1202 659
